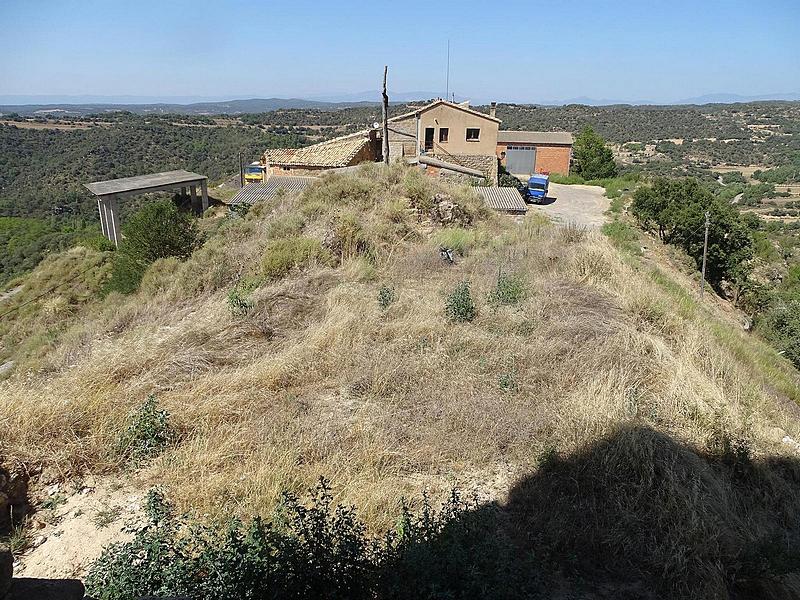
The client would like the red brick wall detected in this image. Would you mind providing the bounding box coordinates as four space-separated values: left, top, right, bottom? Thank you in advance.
534 146 571 175
496 142 572 175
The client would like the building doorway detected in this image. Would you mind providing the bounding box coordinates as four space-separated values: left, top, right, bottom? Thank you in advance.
424 127 435 151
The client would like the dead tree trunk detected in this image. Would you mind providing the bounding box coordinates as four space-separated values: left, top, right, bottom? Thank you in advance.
382 66 390 165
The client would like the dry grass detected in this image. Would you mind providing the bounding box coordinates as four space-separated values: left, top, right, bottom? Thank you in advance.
2 165 800 574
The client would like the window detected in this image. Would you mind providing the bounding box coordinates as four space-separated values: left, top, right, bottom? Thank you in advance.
466 128 480 141
439 127 449 143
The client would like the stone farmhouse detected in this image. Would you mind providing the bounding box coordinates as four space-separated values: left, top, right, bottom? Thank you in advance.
262 99 573 184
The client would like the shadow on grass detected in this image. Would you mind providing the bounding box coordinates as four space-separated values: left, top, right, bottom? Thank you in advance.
381 425 800 599
83 425 800 600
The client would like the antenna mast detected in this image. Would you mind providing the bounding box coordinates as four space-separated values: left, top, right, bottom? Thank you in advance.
445 39 450 101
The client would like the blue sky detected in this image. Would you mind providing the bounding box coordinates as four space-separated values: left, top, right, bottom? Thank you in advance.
1 0 798 103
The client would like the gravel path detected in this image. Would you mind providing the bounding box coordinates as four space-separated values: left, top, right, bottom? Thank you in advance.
528 183 610 229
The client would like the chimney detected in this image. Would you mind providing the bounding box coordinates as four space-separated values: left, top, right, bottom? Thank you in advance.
489 101 497 118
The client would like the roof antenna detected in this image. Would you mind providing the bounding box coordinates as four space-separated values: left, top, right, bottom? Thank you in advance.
445 39 450 101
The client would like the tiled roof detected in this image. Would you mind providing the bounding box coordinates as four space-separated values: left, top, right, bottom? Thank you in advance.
228 176 317 206
476 187 528 213
498 131 574 145
265 134 370 167
389 99 502 124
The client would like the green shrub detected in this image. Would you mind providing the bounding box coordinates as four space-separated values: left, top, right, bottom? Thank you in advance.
85 480 508 600
445 281 477 322
106 201 198 294
601 222 641 254
572 127 617 180
266 213 306 239
227 286 253 317
549 173 586 185
757 300 800 369
261 237 330 280
115 395 173 466
487 271 526 306
435 228 486 256
377 285 396 310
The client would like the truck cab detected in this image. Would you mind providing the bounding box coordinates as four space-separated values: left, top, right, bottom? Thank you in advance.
244 162 266 184
525 174 549 204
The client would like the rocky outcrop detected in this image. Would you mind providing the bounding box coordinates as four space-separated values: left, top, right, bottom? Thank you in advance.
430 194 471 226
0 545 12 599
0 465 28 534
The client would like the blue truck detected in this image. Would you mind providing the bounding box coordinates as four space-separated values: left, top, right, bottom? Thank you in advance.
524 174 549 203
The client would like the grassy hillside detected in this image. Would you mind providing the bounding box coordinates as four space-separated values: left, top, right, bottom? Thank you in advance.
2 165 800 597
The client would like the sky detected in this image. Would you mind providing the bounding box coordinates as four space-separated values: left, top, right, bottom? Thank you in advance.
1 0 799 104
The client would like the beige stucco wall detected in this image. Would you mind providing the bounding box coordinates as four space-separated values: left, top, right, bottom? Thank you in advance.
389 105 499 157
418 104 499 156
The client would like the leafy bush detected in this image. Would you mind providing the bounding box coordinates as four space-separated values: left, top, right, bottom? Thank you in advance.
601 221 641 254
266 213 306 239
572 126 617 180
630 177 753 287
106 201 198 294
377 285 396 310
85 480 506 600
435 228 485 256
227 285 253 317
261 237 331 280
757 300 800 369
720 171 747 185
115 395 173 466
445 281 477 322
487 271 526 306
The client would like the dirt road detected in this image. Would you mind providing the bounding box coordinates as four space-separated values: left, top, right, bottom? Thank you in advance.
529 183 610 229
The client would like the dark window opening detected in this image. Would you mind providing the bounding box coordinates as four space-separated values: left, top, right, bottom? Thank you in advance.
424 127 435 151
466 128 480 141
439 127 449 143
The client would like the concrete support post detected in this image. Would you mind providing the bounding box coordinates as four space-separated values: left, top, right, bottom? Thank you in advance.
107 195 121 247
97 198 108 238
200 179 208 213
189 184 197 214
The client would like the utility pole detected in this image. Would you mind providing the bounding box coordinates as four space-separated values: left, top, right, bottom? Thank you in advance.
445 39 450 101
700 210 710 298
238 152 244 188
382 65 390 165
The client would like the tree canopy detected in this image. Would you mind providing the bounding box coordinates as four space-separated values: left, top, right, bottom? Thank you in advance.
631 177 753 287
572 127 617 180
107 201 198 293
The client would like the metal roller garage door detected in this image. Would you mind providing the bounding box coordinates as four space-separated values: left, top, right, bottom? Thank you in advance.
506 145 536 176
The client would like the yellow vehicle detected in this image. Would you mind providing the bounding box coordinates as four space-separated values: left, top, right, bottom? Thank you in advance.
244 162 266 184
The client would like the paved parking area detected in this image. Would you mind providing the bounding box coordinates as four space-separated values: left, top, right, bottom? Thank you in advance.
529 183 610 228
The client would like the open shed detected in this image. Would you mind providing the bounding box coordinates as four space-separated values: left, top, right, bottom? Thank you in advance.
85 170 208 246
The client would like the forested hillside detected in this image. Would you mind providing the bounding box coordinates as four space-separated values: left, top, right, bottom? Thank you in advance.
0 117 306 283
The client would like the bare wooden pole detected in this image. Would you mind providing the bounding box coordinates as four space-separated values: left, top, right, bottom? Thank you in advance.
382 66 390 165
239 152 244 188
700 210 710 298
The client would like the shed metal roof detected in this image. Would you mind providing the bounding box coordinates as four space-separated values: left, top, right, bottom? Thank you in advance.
476 187 528 213
228 176 317 206
498 131 574 145
85 170 206 196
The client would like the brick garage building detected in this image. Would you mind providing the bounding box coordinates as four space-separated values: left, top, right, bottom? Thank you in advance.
496 131 573 176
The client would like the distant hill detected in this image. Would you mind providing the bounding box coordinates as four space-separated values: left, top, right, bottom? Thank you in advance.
0 97 379 117
3 92 800 116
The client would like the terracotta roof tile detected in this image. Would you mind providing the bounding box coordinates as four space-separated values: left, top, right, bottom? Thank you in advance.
265 135 371 167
